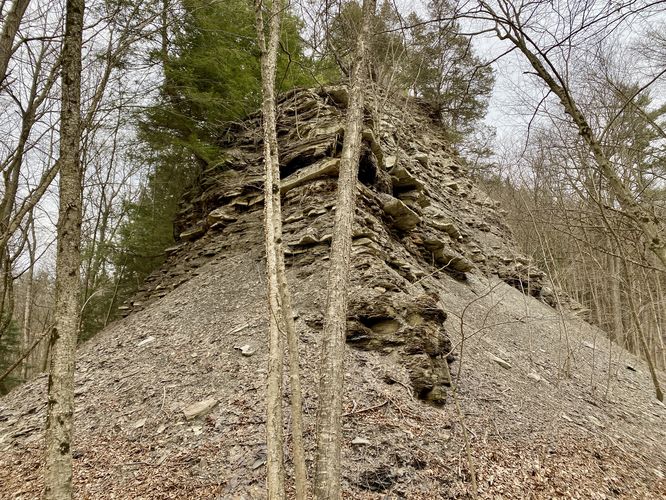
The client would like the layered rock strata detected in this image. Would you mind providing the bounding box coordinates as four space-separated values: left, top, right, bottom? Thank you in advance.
123 87 552 403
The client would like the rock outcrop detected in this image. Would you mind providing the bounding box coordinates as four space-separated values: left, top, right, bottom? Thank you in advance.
123 87 556 405
1 87 664 499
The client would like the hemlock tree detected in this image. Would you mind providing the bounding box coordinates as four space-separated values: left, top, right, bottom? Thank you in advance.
140 0 312 169
325 0 493 142
112 0 315 320
314 0 376 497
405 1 494 139
43 0 85 496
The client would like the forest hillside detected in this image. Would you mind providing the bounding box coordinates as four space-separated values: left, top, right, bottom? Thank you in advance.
1 87 664 499
1 0 665 498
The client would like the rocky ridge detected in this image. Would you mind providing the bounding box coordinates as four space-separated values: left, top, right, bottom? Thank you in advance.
0 87 664 499
124 86 556 404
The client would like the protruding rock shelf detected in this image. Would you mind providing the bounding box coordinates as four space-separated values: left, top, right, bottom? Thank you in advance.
118 86 560 403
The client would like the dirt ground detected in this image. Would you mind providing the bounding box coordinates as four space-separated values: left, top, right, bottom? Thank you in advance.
1 249 664 499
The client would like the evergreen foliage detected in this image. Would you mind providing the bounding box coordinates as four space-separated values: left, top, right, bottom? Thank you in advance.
404 4 494 137
109 157 194 319
104 0 317 330
140 0 313 169
327 0 494 139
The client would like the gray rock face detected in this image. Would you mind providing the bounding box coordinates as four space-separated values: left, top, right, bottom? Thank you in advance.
121 86 559 402
206 206 237 226
378 194 421 231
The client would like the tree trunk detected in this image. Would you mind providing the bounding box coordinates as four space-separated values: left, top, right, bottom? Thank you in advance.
314 0 375 497
0 0 31 89
609 250 625 346
255 1 308 496
620 258 664 402
21 235 35 380
255 0 287 497
0 250 15 341
43 0 84 496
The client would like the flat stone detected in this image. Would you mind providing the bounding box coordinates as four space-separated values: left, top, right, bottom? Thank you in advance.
431 219 461 239
180 226 206 241
415 152 429 166
490 355 512 369
165 244 184 255
183 398 219 420
398 189 429 209
207 206 237 226
234 344 256 356
290 233 320 246
379 194 421 231
390 164 423 191
281 139 331 166
230 194 263 208
280 158 340 193
426 244 473 272
132 418 147 429
136 336 155 347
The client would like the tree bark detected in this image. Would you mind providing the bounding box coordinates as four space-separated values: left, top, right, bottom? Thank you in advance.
21 226 35 380
0 0 31 89
314 0 375 497
255 1 308 497
608 246 625 346
43 0 84 496
0 249 15 341
255 0 287 497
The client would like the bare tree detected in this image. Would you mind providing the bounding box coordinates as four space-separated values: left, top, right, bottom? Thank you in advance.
254 0 307 498
0 0 31 88
255 0 284 495
477 0 666 269
20 213 35 379
43 0 84 496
